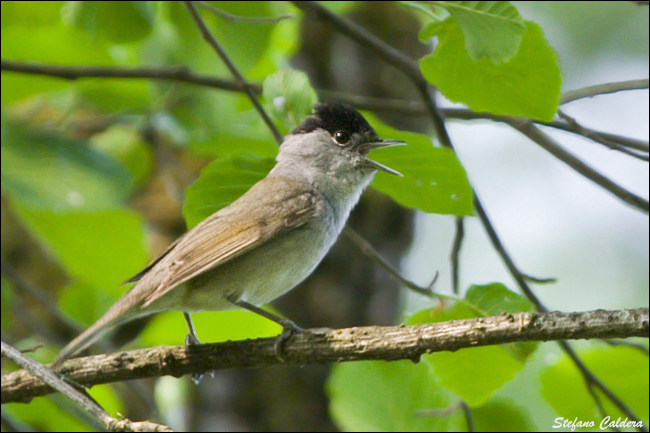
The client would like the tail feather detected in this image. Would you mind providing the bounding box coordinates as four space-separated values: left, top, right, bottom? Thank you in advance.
53 295 143 365
53 271 167 365
53 319 114 365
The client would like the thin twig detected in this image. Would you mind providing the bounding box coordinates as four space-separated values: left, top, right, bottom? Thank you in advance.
183 1 283 144
541 124 649 153
197 1 293 23
460 401 475 432
521 273 557 285
0 59 251 93
442 106 649 153
343 227 435 297
450 217 464 294
3 59 648 153
345 228 488 315
587 380 617 431
1 341 173 432
507 118 649 213
291 1 422 81
561 79 649 104
19 344 44 354
415 401 464 418
557 339 646 431
558 109 649 161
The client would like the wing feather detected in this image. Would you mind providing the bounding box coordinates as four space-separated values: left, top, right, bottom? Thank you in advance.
137 176 317 307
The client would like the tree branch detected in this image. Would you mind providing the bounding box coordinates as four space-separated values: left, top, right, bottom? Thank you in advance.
1 342 173 432
558 109 649 161
291 1 422 82
343 226 437 297
2 308 647 405
561 79 649 104
0 58 250 93
3 59 648 153
506 117 649 213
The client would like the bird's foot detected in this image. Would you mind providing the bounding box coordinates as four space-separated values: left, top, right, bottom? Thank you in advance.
274 322 306 362
185 333 206 385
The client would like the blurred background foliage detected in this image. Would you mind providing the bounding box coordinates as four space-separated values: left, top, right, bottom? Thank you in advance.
1 1 648 431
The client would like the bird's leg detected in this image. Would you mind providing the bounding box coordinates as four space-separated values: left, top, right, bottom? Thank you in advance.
183 312 205 384
184 312 201 346
232 299 305 360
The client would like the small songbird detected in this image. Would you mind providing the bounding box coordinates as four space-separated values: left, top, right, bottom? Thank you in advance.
54 102 405 364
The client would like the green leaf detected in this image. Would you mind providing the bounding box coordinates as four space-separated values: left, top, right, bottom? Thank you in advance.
167 90 278 158
465 283 535 316
13 207 149 292
420 19 561 121
58 280 111 326
430 1 525 63
1 25 113 103
404 284 539 406
77 78 153 112
328 360 454 431
182 153 276 228
139 309 282 347
1 120 133 212
540 346 649 421
168 1 275 74
1 1 64 28
207 1 277 73
90 124 154 187
472 398 535 432
246 2 300 79
63 1 155 44
366 115 474 216
465 283 538 361
87 384 124 419
428 342 525 407
1 14 151 109
263 69 318 131
4 398 93 432
258 8 300 68
419 20 443 42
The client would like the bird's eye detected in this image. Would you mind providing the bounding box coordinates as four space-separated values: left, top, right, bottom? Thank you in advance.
334 131 351 145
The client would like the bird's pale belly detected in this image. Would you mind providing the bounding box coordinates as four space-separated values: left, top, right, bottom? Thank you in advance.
152 220 334 313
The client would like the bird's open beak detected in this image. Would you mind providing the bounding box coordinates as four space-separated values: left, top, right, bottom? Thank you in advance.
358 139 406 177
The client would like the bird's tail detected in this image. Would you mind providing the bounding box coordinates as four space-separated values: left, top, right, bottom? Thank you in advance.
52 318 114 365
52 296 143 365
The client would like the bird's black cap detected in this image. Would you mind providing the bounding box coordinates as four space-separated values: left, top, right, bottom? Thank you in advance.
291 102 377 137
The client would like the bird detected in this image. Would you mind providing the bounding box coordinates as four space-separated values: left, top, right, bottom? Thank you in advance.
54 102 405 364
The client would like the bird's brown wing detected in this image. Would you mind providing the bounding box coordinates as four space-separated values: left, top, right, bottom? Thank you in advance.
138 176 317 307
122 237 182 284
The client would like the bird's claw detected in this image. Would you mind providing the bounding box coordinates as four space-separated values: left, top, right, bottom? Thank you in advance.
274 323 305 361
185 333 205 384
